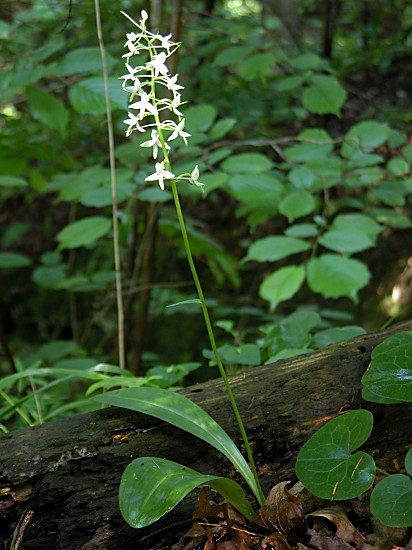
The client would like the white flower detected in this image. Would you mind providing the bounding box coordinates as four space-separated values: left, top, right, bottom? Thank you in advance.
165 74 184 95
129 91 157 119
141 10 148 22
189 166 204 189
123 112 145 136
168 119 191 145
145 162 175 190
170 93 183 117
140 129 170 159
146 52 168 77
154 33 174 52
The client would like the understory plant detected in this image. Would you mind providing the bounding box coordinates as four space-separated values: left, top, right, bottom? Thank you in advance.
95 9 265 527
94 8 412 533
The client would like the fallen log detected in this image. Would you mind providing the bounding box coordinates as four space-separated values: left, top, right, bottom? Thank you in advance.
1 320 411 549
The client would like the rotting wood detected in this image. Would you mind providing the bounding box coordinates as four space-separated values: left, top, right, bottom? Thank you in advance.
0 320 411 549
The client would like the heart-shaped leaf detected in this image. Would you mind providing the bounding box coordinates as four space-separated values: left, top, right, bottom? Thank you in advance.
95 387 263 504
370 474 412 527
119 457 256 528
361 331 412 402
295 410 375 499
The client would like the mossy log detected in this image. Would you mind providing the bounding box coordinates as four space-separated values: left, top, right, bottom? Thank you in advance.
1 320 411 549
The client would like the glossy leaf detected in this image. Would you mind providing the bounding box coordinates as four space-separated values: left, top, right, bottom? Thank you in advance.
94 387 263 503
259 265 305 308
307 254 370 300
56 216 111 249
295 410 375 500
243 236 310 263
361 331 412 402
370 475 412 527
119 457 256 528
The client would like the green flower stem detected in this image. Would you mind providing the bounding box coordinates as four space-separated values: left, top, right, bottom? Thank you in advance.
169 178 264 506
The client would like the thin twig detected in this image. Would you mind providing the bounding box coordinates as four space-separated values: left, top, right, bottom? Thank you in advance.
94 0 126 369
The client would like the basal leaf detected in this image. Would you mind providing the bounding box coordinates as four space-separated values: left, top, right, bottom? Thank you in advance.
370 474 412 527
94 387 263 504
361 331 412 402
119 457 256 528
307 255 370 300
259 265 305 308
56 216 111 249
295 410 375 500
243 236 310 263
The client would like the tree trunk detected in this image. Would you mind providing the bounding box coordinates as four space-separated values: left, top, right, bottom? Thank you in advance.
1 320 411 549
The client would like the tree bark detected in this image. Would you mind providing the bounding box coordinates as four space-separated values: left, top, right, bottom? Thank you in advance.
1 320 411 549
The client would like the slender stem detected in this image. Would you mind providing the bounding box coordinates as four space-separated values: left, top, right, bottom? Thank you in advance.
95 0 126 369
169 178 264 505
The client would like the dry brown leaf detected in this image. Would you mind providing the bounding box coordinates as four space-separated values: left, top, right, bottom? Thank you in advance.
259 481 306 536
308 507 373 550
308 531 354 550
261 532 294 549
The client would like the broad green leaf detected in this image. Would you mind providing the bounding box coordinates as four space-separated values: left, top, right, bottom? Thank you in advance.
222 153 273 174
289 166 315 190
27 88 69 136
32 266 67 289
59 47 115 75
370 475 412 527
370 208 411 229
94 387 263 504
387 157 410 177
266 348 312 363
259 265 305 308
342 121 390 158
332 214 382 240
208 118 236 140
237 52 276 81
290 52 323 70
361 331 412 402
313 326 366 348
284 129 333 162
138 187 172 203
184 104 217 133
279 190 316 221
214 45 253 67
56 216 111 249
277 74 306 92
0 176 28 188
318 230 374 254
303 75 347 116
403 144 412 162
223 344 261 366
243 236 310 263
81 182 135 207
285 223 319 238
69 77 127 114
295 410 375 500
369 182 408 207
307 255 370 300
0 252 31 268
119 457 256 528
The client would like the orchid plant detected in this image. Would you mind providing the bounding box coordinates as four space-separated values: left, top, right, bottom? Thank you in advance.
95 10 265 528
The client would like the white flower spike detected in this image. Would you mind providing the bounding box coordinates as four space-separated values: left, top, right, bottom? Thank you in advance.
145 162 175 190
168 119 191 145
141 129 170 159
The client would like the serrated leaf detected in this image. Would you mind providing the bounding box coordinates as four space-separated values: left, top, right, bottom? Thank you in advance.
0 251 32 268
119 457 256 528
370 474 412 527
259 266 305 308
342 121 390 158
243 236 310 263
27 88 69 136
307 254 370 300
94 387 263 504
222 153 273 174
361 331 412 402
56 216 111 249
303 75 347 116
319 230 374 254
69 77 127 114
296 410 375 500
279 190 316 221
